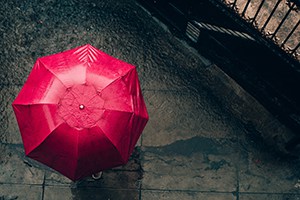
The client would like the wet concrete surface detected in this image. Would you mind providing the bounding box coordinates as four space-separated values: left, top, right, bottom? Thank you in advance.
1 0 300 199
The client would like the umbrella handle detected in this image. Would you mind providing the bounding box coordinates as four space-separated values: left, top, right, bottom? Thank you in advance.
92 171 103 180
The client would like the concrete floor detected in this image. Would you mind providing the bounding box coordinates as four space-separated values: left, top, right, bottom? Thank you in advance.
1 0 300 199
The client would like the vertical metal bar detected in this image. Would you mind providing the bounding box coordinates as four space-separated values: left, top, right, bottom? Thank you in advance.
261 0 282 32
242 0 252 17
271 2 295 40
290 42 300 55
232 0 238 8
251 0 265 24
281 19 300 47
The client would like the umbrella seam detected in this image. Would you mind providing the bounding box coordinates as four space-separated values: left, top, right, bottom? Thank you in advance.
26 122 63 156
99 68 136 114
92 109 135 128
37 59 69 89
96 125 127 164
73 127 80 180
11 103 65 156
128 112 136 158
12 102 60 106
98 67 135 93
102 108 134 115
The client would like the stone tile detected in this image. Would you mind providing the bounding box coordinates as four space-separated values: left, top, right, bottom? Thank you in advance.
0 86 23 144
239 193 300 200
0 184 43 200
46 169 142 189
142 90 241 147
141 136 238 192
238 145 300 193
43 185 72 200
43 185 139 200
44 169 73 185
0 143 45 184
141 190 236 200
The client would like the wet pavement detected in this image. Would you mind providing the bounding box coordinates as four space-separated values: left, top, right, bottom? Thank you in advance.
1 0 300 199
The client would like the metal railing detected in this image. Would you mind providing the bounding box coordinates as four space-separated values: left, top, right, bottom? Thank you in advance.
221 0 299 61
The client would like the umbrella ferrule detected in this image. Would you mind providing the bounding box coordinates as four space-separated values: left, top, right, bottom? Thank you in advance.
79 104 85 110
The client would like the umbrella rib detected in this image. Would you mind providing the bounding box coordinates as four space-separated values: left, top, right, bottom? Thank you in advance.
85 93 101 105
94 109 136 163
102 108 134 115
26 120 63 156
99 68 135 93
102 109 148 121
73 127 80 180
12 103 65 156
38 59 69 89
12 102 59 106
96 125 127 164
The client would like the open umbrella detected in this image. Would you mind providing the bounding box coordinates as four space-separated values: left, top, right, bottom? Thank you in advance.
12 44 148 181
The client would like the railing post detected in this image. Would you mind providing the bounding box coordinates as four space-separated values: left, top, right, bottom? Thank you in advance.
261 0 282 32
290 43 300 57
250 0 266 25
271 2 296 40
281 19 300 48
242 0 252 17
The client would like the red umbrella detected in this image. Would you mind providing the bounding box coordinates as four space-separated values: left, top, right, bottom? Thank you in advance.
12 44 148 181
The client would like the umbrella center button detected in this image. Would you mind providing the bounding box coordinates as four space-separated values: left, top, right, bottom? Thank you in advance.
79 104 85 110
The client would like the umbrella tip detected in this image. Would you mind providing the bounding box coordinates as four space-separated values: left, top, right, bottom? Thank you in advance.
79 104 85 110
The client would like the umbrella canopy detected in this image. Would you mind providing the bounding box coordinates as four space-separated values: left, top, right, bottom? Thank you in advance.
12 44 148 181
